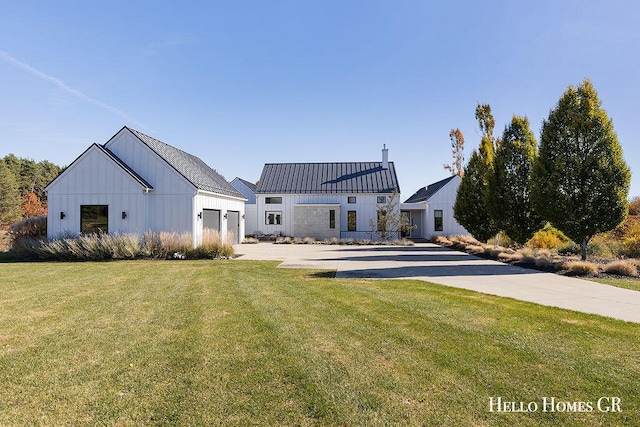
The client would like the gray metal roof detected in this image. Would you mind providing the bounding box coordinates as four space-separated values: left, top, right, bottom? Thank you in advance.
256 162 400 194
125 127 245 199
404 176 457 203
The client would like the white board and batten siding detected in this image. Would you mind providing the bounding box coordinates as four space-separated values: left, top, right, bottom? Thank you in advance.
46 145 147 237
193 192 245 245
425 178 469 237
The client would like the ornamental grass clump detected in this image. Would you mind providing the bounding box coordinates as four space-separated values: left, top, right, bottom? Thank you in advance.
10 231 234 261
602 260 638 277
562 261 600 276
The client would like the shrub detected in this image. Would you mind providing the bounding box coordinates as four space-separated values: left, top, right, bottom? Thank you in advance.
242 237 259 244
432 235 452 246
621 235 640 258
527 225 571 250
603 260 638 277
9 216 47 243
562 261 599 276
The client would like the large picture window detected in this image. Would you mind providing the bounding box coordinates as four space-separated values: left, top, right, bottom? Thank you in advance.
265 211 282 225
434 210 443 232
81 205 108 234
347 210 357 231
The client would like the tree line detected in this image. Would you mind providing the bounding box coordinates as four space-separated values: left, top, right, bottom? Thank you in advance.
0 154 63 226
451 79 631 261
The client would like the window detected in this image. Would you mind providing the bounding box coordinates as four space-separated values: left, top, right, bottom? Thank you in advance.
348 211 357 231
329 210 336 229
81 205 108 234
265 197 282 204
265 211 282 225
434 210 443 231
347 196 356 204
377 196 387 203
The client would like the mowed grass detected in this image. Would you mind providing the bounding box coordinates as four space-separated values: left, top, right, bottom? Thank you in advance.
592 276 640 292
0 261 638 426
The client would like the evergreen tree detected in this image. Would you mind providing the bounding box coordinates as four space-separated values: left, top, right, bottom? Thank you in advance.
454 150 499 241
453 104 499 242
531 79 631 260
0 162 22 225
486 116 544 244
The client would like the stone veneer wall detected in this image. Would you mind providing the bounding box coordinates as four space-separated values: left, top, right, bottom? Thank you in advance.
293 205 341 239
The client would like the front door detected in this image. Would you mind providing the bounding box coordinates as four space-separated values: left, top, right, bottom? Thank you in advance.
411 211 423 238
226 210 240 244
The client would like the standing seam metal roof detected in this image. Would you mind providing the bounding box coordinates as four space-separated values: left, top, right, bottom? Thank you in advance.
124 127 245 199
256 162 400 194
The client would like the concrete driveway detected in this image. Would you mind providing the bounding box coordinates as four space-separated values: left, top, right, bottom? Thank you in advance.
234 242 640 323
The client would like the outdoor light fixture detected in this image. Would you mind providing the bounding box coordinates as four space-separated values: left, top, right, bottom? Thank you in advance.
197 212 202 219
60 212 66 219
242 214 245 219
224 213 228 219
122 211 127 219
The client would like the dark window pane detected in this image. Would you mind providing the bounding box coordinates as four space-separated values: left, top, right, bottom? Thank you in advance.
81 205 108 234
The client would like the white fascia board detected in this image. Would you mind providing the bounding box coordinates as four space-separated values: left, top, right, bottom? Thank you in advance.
195 189 247 202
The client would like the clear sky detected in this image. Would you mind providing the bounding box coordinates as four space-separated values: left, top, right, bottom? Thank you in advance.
1 1 638 199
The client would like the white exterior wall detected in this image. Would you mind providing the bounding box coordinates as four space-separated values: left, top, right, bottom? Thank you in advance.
244 204 258 235
425 176 469 237
105 128 199 236
193 191 246 245
46 146 147 238
256 193 399 239
230 178 257 204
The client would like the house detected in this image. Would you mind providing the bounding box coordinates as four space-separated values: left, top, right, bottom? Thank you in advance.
254 146 400 240
230 177 257 235
401 175 469 239
46 126 246 245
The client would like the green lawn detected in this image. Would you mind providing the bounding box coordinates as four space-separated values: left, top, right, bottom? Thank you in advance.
592 276 640 292
0 261 638 426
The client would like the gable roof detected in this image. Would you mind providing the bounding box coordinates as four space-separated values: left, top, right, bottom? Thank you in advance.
45 143 153 192
232 177 257 193
122 127 245 199
256 162 400 194
404 176 457 203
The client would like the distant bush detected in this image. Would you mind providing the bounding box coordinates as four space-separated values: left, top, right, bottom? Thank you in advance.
620 235 640 258
9 215 47 243
629 196 640 216
273 236 414 246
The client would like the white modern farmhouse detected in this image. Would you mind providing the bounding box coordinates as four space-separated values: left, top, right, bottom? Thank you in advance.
254 146 400 240
401 175 469 239
46 126 246 245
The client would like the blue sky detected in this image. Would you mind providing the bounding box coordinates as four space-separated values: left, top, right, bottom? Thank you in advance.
1 1 638 198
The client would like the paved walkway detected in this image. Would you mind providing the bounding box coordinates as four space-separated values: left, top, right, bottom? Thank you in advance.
234 242 640 323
